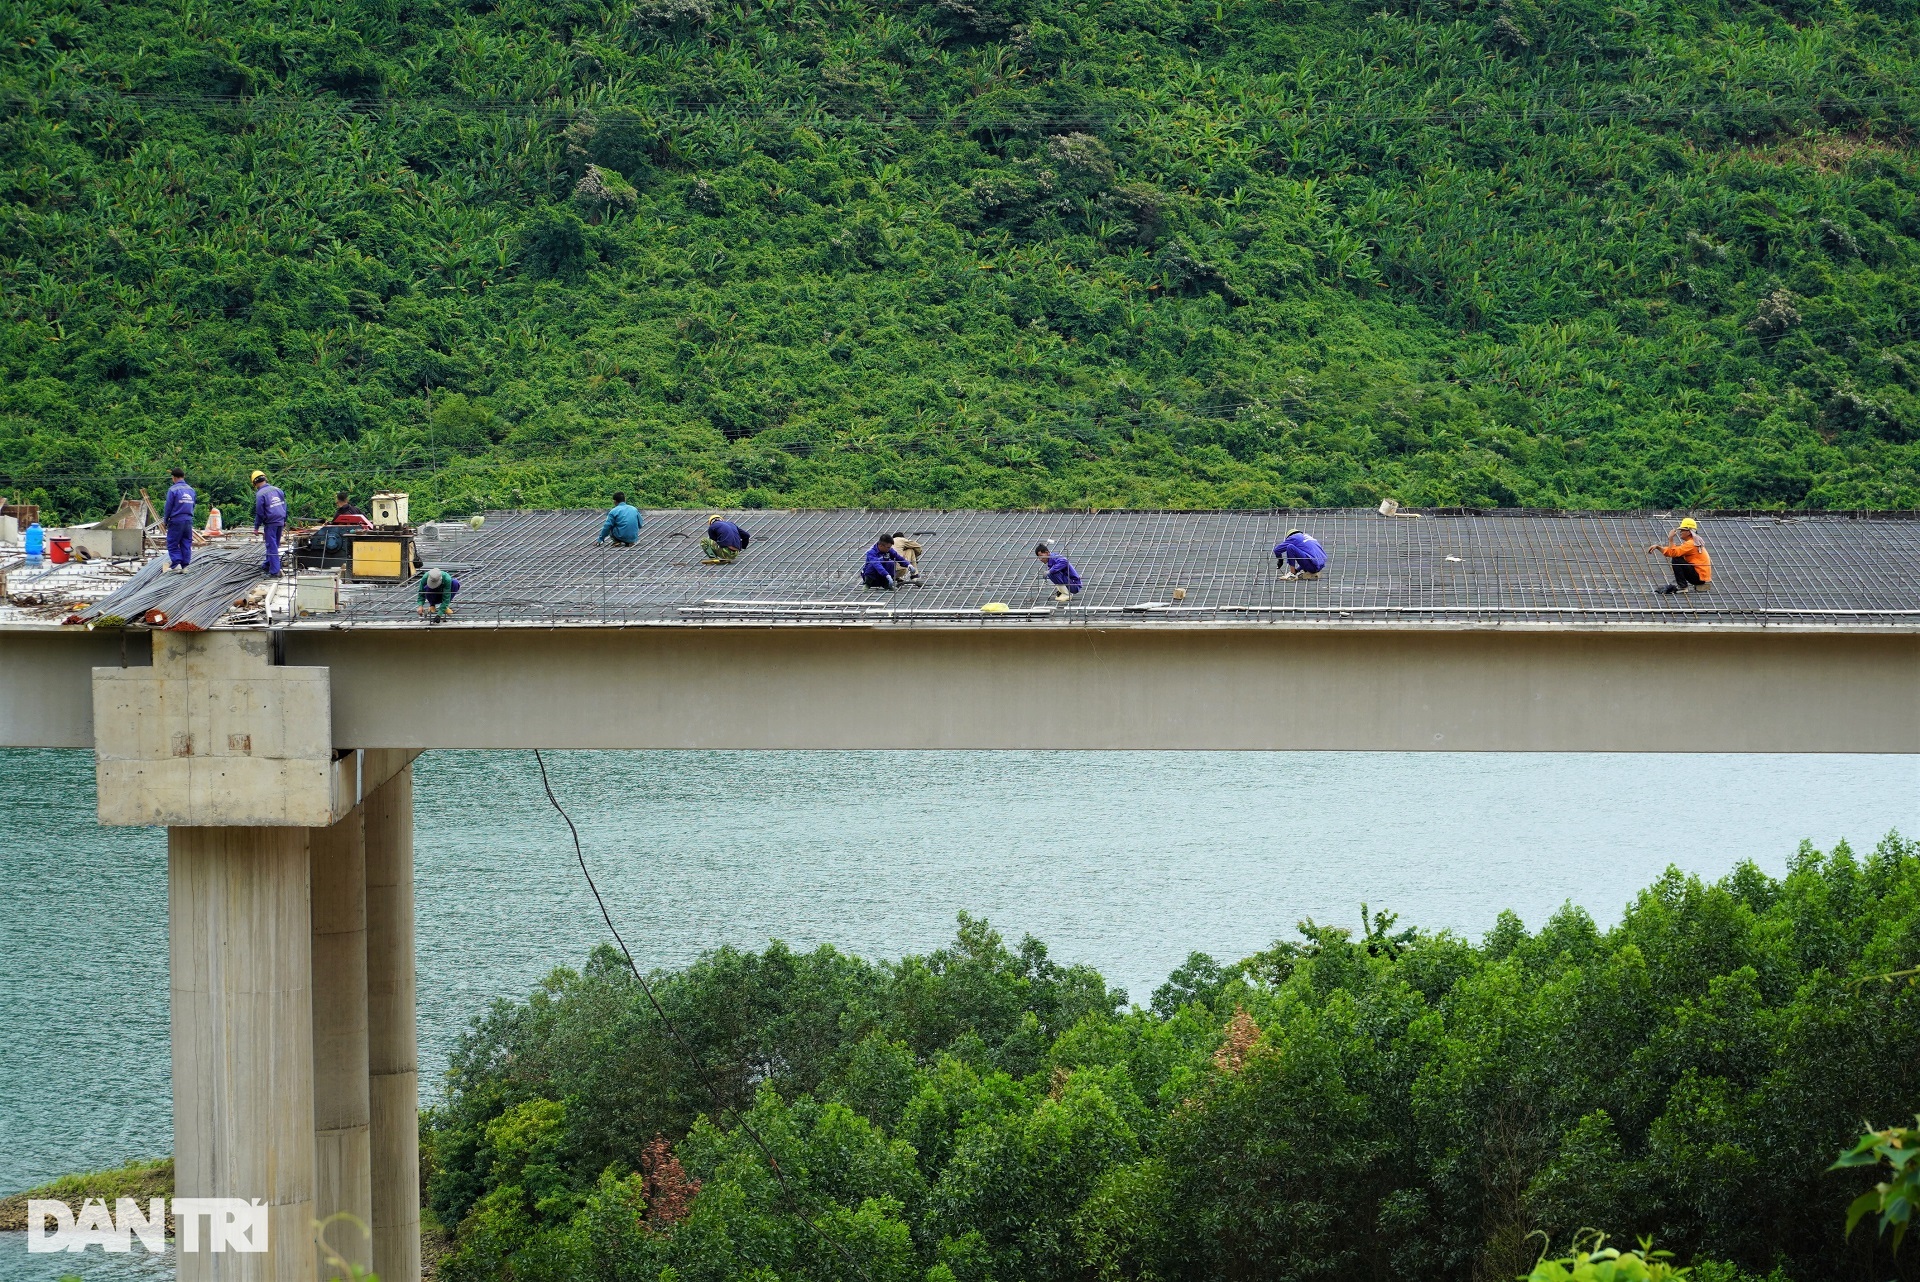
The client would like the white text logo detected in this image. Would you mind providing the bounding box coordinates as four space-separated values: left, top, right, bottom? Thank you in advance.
26 1198 268 1253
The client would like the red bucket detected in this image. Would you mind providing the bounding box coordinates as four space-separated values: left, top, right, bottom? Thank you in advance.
48 537 72 564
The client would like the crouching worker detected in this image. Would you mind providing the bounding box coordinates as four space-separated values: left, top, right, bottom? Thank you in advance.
1274 529 1326 580
862 534 913 588
890 532 923 581
704 515 749 564
598 492 642 546
1648 518 1712 594
417 567 460 620
1036 542 1082 599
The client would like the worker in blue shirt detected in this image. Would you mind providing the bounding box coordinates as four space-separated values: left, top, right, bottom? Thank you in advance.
250 470 288 576
417 567 460 620
703 514 749 564
1274 529 1327 580
597 492 642 546
862 534 913 588
1036 542 1082 597
163 468 196 572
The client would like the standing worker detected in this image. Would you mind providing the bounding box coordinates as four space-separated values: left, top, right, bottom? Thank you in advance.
1035 542 1082 599
1648 517 1712 594
862 534 913 588
1274 529 1327 580
417 567 460 620
703 514 749 564
163 469 196 573
250 470 288 577
598 492 642 546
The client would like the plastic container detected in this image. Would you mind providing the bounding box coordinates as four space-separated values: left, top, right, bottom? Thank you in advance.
48 537 72 564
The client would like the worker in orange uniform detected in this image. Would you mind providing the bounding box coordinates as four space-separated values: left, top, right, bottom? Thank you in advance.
1648 517 1712 594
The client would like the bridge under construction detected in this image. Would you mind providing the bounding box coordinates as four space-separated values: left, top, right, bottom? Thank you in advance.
1 506 1915 1281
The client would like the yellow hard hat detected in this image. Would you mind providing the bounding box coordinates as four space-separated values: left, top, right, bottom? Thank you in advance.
249 470 266 484
706 513 722 524
1679 517 1697 530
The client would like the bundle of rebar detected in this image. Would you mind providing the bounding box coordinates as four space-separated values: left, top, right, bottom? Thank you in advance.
77 546 271 630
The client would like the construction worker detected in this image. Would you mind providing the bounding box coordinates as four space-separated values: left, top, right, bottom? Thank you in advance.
163 468 197 572
597 492 642 546
1648 517 1712 594
862 534 913 588
891 532 924 581
332 491 370 526
417 567 460 620
1274 529 1326 580
704 514 749 564
250 470 288 577
1036 542 1082 597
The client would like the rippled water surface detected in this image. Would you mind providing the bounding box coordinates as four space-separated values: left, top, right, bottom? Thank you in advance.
3 747 1914 1278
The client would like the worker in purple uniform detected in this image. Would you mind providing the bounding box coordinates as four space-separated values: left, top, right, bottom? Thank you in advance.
1274 529 1327 580
862 534 914 588
1035 542 1082 597
703 514 749 564
163 467 197 573
250 469 288 576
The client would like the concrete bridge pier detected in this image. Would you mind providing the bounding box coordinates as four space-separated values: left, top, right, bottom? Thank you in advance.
96 634 420 1282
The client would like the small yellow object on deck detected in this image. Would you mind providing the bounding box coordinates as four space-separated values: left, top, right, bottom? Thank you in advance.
982 602 1010 613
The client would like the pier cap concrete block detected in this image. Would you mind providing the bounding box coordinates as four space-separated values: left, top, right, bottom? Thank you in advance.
94 632 340 827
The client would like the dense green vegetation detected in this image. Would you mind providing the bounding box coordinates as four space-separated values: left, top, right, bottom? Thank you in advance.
422 835 1919 1282
4 0 1920 522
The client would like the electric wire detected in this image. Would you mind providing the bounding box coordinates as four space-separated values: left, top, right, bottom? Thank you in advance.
529 748 876 1282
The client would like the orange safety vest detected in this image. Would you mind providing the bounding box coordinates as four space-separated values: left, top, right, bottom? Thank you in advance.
1655 536 1712 582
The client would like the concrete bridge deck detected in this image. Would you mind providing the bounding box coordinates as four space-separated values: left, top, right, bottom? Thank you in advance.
335 508 1920 629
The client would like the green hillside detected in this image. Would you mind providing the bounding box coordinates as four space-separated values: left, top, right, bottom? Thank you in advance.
3 0 1918 523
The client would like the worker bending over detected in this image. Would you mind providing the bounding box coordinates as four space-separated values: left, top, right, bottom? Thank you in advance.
598 492 642 546
1274 529 1326 580
862 534 913 588
1036 542 1082 598
417 567 460 620
250 470 288 577
163 468 196 573
1648 518 1712 594
704 515 749 564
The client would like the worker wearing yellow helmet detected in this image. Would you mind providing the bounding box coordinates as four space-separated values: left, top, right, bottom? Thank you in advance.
702 513 748 564
249 470 288 578
1648 516 1711 595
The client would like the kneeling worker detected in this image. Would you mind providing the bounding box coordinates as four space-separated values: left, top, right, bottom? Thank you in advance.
1274 529 1327 580
704 514 749 564
862 534 913 588
418 567 460 620
598 492 642 546
1648 518 1711 594
1036 542 1082 599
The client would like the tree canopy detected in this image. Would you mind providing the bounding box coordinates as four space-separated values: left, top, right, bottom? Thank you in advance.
423 836 1920 1282
3 0 1919 522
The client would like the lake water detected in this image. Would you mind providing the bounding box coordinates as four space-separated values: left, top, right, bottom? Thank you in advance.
2 747 1914 1278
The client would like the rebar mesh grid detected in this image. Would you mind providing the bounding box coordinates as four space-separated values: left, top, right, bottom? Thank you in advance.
318 509 1920 630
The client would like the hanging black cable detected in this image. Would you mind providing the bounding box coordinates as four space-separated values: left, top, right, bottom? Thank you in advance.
530 748 874 1281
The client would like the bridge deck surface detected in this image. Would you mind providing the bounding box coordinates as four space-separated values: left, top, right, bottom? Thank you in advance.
320 508 1918 629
